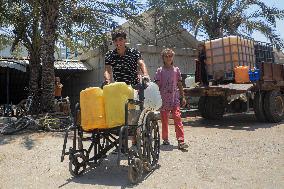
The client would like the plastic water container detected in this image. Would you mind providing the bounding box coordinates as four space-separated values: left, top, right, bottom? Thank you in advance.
144 82 162 111
234 66 250 83
249 68 260 82
185 75 195 88
103 82 134 128
80 87 107 131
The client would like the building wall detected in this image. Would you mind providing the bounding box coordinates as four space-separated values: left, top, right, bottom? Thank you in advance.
79 44 197 86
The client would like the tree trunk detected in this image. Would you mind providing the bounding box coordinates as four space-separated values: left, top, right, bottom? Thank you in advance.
40 0 60 112
20 3 42 114
28 49 41 114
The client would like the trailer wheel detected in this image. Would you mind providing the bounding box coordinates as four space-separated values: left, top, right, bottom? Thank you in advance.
253 92 268 122
198 96 209 119
206 96 225 120
263 90 284 123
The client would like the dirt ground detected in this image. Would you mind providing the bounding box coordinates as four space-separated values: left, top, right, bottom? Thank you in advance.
0 113 283 189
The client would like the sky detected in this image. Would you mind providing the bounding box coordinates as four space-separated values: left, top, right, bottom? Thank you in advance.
116 0 284 44
251 0 284 43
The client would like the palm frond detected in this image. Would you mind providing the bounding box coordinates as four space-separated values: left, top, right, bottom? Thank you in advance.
244 20 284 49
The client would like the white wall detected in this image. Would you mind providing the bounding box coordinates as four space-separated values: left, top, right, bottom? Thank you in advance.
78 44 198 88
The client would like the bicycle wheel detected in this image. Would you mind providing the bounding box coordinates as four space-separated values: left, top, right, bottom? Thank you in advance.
0 105 4 116
44 116 73 132
1 116 31 135
15 99 28 117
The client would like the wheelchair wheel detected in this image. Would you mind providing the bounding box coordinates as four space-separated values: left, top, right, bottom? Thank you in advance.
69 151 87 176
128 158 143 184
143 112 160 172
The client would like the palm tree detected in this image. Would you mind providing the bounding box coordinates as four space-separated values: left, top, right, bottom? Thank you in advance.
39 0 61 112
148 0 284 49
1 0 144 112
39 0 143 112
1 0 42 113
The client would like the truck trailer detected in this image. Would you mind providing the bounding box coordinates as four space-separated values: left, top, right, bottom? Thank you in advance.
184 36 284 123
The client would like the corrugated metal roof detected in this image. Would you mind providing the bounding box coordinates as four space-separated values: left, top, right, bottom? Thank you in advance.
0 59 92 71
0 59 28 72
54 60 92 70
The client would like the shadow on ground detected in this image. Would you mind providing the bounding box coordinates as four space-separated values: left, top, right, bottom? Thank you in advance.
59 153 160 188
0 131 40 150
0 130 67 148
183 113 283 131
160 144 177 151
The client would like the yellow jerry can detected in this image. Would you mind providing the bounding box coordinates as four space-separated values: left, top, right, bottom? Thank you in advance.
80 87 107 131
103 82 134 128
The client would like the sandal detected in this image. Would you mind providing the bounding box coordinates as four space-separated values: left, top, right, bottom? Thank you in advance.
178 141 189 149
162 140 170 145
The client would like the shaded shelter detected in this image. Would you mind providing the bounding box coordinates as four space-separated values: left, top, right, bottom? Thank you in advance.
0 59 29 104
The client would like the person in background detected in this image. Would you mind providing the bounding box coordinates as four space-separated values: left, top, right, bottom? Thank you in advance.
154 48 189 150
54 77 63 100
197 43 209 86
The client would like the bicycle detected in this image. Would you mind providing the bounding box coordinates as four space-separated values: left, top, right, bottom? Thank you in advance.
0 104 15 117
14 97 31 117
1 113 73 135
41 112 74 132
15 88 40 117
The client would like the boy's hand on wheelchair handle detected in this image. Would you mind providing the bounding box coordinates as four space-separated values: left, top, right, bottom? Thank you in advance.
142 75 151 83
101 80 110 88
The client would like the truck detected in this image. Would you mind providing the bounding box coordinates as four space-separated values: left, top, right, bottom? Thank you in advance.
183 36 284 123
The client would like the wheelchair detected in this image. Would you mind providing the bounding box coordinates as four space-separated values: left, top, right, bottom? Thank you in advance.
61 81 160 184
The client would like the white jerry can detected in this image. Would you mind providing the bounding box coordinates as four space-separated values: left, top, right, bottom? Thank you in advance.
144 82 162 111
185 75 195 88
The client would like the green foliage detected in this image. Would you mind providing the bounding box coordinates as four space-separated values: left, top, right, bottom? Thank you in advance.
58 0 144 52
10 43 24 58
0 0 41 54
0 0 144 56
148 0 284 49
0 35 12 51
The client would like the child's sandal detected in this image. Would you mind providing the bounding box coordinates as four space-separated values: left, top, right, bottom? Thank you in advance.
178 141 189 149
162 140 170 145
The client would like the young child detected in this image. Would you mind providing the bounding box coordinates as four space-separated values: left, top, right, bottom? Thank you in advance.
154 48 189 149
54 77 63 100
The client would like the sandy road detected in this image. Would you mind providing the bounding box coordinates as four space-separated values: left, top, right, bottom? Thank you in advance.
0 114 283 189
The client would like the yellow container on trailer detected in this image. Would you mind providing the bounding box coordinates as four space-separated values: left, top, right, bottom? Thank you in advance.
80 87 107 131
103 82 134 128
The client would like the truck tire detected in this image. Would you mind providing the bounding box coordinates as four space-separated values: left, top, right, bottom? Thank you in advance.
253 92 268 122
263 90 284 123
198 96 210 119
206 96 225 120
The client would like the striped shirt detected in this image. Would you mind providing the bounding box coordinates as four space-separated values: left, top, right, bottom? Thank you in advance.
105 47 142 86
